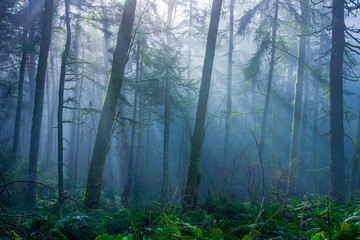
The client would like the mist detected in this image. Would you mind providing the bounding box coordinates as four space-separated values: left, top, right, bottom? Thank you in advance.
1 0 360 239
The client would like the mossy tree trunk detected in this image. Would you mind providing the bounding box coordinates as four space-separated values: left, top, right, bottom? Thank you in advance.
298 39 311 194
182 0 223 211
287 0 309 196
26 0 54 207
84 0 137 209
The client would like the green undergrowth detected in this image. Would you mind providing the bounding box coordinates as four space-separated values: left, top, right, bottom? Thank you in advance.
2 196 360 239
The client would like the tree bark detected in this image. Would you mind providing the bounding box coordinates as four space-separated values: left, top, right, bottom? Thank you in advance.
350 106 360 199
145 104 152 186
26 0 54 206
298 39 311 194
135 96 144 202
183 0 223 210
57 0 71 204
73 18 82 188
162 0 175 202
46 52 56 167
312 80 320 195
177 128 185 190
223 0 233 171
84 0 137 209
12 27 28 161
121 43 140 207
329 0 345 204
287 0 309 196
258 0 279 154
45 62 51 165
187 0 193 82
28 42 36 108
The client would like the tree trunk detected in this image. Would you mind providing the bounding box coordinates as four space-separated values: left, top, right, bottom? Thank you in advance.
187 0 192 82
84 0 137 209
329 0 345 204
162 72 171 201
135 97 144 203
121 42 140 207
46 52 56 167
103 29 110 86
145 104 152 186
298 39 311 195
162 0 175 202
28 40 36 108
12 27 28 161
45 62 51 165
312 80 320 195
271 105 280 170
258 0 279 154
287 0 309 196
177 128 185 190
101 0 110 85
73 18 82 188
287 58 295 101
26 0 54 206
26 15 37 155
223 0 233 172
57 0 71 204
350 106 360 199
67 18 81 188
183 0 223 210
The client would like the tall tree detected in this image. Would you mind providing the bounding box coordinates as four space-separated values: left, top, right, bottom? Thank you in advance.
183 0 223 210
12 26 28 161
298 40 310 193
46 52 57 167
57 0 71 204
329 0 345 204
312 79 320 195
223 0 234 169
162 0 175 202
187 0 193 81
26 0 54 206
287 0 309 196
68 17 81 187
350 105 360 199
12 0 38 160
258 0 279 154
121 42 140 207
84 0 137 209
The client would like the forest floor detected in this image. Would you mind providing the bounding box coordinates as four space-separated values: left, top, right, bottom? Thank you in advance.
1 152 360 239
1 193 360 239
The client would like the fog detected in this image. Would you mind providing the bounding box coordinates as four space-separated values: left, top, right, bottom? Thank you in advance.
0 0 360 210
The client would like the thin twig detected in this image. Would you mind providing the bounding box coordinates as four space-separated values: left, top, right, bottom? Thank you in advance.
327 193 331 239
0 172 10 213
250 197 265 235
0 180 94 212
249 129 266 199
